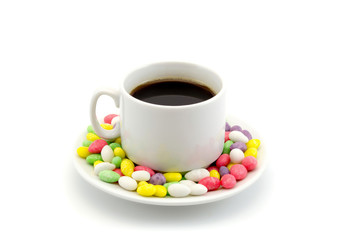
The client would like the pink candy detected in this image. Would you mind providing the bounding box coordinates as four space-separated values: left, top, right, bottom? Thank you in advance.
134 166 155 176
199 176 221 191
241 156 257 171
104 114 119 124
224 131 230 142
207 166 219 172
113 168 124 176
230 164 248 181
88 139 108 153
216 154 230 168
220 174 236 189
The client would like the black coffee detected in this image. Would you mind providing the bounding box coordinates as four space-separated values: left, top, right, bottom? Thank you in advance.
130 79 215 106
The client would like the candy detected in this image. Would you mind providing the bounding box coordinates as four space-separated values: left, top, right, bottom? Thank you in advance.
230 141 247 152
94 162 116 176
246 139 261 149
209 169 220 179
77 146 90 158
230 164 247 181
149 173 166 185
241 129 252 140
223 140 234 154
244 147 257 158
87 125 95 134
199 177 221 191
82 140 93 147
241 156 257 171
114 147 126 158
163 182 177 193
138 181 148 187
120 159 135 177
131 170 151 181
220 174 236 189
101 145 114 162
111 116 120 127
184 168 210 182
168 183 191 197
216 154 231 168
137 184 156 197
154 185 167 197
113 168 124 176
229 148 245 163
93 160 103 167
86 154 102 165
179 180 196 188
118 176 137 191
207 166 219 172
109 142 121 150
114 137 121 145
104 114 119 124
224 131 230 142
111 156 122 168
190 184 208 195
88 139 108 154
100 123 113 130
99 170 120 183
164 172 182 182
134 166 155 176
225 122 231 131
219 166 230 177
230 125 242 132
229 131 249 143
227 162 236 170
86 132 100 141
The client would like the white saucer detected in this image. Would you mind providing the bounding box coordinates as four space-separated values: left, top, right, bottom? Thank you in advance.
73 115 267 206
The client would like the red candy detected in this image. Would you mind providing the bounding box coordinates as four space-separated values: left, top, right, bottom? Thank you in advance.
241 156 257 171
207 166 219 172
88 139 108 153
199 176 221 191
216 154 230 168
230 164 248 181
104 114 119 124
224 131 230 142
113 168 124 176
220 174 236 189
134 166 155 176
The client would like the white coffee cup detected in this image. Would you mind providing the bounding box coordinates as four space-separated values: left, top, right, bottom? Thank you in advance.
90 62 226 172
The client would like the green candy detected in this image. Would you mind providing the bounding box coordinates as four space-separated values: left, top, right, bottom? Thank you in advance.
163 182 177 196
86 154 102 165
223 140 234 154
87 125 95 134
112 156 122 168
82 140 93 147
99 170 120 183
109 142 121 150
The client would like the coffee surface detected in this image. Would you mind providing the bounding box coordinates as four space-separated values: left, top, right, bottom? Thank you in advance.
130 79 215 106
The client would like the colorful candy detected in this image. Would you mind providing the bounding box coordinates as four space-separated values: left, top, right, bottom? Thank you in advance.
229 148 244 163
229 141 247 152
230 164 247 181
86 132 100 141
99 170 120 183
114 147 126 158
168 183 191 197
86 154 102 165
101 145 114 162
216 154 231 168
229 130 249 143
118 176 137 191
219 166 230 177
154 185 167 197
149 173 166 185
230 125 242 132
241 129 252 140
184 168 210 182
111 156 122 168
134 166 155 176
94 162 116 176
120 159 135 177
137 184 156 197
198 177 220 191
241 156 257 171
223 140 234 154
163 172 182 182
131 170 151 181
88 139 108 154
190 184 208 195
209 169 220 179
77 146 90 158
104 114 119 124
244 147 257 158
246 139 261 149
220 174 236 189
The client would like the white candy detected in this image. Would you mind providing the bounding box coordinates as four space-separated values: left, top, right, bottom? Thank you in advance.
179 180 196 188
168 183 191 197
190 184 208 196
101 145 114 162
131 170 150 181
94 162 115 176
184 168 210 182
111 116 120 127
118 176 137 191
229 130 249 143
229 148 245 163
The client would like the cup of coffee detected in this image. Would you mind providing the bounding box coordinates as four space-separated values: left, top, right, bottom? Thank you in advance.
90 62 226 172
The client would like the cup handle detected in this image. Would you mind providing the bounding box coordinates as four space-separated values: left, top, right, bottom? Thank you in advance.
90 88 121 140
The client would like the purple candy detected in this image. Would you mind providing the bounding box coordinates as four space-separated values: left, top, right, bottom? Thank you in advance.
230 125 242 132
149 173 166 185
241 129 252 140
230 141 247 152
225 122 231 131
219 166 230 177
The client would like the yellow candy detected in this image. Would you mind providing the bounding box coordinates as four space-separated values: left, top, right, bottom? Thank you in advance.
77 147 90 158
86 133 100 141
137 184 156 197
138 181 148 187
244 147 258 158
246 139 261 149
209 169 220 179
163 172 182 182
93 160 104 167
121 159 135 177
154 185 167 197
114 147 126 158
114 137 121 145
101 123 113 130
227 162 236 170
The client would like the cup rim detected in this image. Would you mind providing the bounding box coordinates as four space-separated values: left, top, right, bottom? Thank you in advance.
120 61 226 109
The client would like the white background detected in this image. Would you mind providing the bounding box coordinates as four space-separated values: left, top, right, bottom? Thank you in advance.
1 0 359 239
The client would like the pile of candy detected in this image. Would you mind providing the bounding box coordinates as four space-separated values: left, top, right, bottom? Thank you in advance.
77 114 260 198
